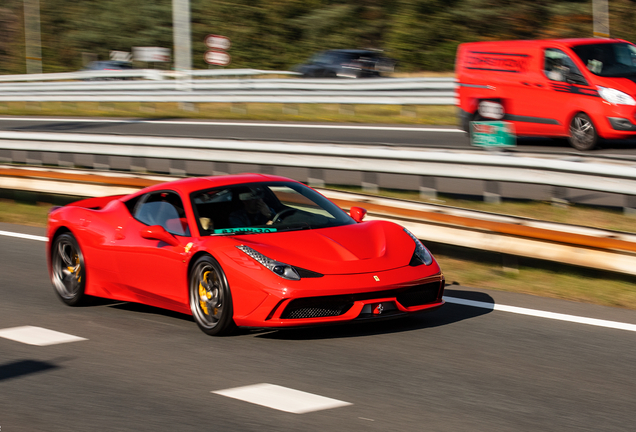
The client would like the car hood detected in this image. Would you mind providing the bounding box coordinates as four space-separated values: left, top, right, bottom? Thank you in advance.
232 220 417 275
594 75 636 95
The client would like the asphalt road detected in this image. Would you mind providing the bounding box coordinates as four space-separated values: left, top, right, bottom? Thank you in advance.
2 221 636 431
4 116 636 156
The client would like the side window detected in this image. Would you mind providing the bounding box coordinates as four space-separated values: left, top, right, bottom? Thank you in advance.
544 48 587 85
134 191 190 236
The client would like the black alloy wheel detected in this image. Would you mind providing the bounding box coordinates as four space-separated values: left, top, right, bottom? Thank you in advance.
189 255 236 336
569 113 598 151
51 233 87 306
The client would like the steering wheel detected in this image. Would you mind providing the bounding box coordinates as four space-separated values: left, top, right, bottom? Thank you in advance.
271 208 296 224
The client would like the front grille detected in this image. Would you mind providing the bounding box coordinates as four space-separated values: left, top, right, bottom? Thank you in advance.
279 279 443 319
396 282 442 307
281 299 354 319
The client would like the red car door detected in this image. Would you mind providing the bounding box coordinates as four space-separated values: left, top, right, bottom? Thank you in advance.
112 191 193 312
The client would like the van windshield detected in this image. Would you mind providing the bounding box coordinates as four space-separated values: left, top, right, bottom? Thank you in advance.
571 42 636 77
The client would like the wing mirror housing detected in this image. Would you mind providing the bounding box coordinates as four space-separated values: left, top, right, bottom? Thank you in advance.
349 206 367 223
140 225 181 247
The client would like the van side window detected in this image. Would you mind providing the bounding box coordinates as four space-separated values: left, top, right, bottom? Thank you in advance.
544 48 587 85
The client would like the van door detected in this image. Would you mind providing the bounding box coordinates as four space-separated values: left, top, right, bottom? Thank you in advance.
520 48 596 137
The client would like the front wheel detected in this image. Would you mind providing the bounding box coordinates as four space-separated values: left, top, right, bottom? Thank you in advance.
569 113 598 151
51 232 87 306
189 255 236 336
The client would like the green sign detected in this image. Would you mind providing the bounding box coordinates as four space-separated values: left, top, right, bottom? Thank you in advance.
470 121 516 147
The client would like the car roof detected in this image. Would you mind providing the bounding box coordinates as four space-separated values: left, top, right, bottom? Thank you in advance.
464 38 631 49
323 49 382 55
132 173 300 197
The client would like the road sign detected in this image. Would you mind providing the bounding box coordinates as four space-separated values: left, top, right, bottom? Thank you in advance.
110 51 132 62
133 47 170 62
204 50 231 66
470 121 516 147
205 34 231 50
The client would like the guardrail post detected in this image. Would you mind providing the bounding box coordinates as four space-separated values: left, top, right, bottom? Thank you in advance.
484 180 501 204
624 195 636 216
283 104 299 115
401 105 417 117
552 186 569 208
179 102 197 112
308 168 325 188
339 104 355 115
231 103 247 114
420 176 437 199
213 162 229 176
362 172 378 193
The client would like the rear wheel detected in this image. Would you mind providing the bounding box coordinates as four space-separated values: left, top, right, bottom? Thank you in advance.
189 255 236 336
569 113 598 151
51 233 87 306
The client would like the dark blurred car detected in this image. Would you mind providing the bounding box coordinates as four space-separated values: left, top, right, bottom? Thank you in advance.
81 61 133 80
83 60 133 71
295 49 396 78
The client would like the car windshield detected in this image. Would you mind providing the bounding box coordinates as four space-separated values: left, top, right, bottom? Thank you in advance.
571 42 636 77
191 181 355 235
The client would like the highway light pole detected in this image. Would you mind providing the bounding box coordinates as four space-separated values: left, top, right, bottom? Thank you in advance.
23 0 42 74
172 0 192 91
593 0 610 38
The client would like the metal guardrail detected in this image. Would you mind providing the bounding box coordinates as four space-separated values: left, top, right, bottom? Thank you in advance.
1 131 636 209
4 164 636 276
0 70 456 104
0 68 298 83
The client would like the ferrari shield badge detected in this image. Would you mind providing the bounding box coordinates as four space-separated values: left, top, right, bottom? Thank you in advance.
373 275 380 282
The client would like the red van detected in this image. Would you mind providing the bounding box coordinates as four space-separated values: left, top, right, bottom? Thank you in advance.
456 38 636 150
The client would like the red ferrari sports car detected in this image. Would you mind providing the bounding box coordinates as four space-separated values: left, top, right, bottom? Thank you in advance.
47 174 445 335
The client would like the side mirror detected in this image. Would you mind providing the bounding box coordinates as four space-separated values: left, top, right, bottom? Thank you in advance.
566 71 587 86
349 206 367 223
140 225 180 247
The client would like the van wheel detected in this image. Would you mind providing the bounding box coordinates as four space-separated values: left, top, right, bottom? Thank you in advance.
569 113 597 151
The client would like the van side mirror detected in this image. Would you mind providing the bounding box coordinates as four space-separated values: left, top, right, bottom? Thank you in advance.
349 206 367 222
566 71 587 86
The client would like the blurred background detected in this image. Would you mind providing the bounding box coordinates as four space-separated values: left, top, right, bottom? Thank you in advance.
3 0 636 75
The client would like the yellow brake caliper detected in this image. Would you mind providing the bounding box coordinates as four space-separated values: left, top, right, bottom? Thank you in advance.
198 271 212 315
67 254 81 283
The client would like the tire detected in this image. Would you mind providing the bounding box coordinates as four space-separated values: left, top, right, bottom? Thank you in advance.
51 233 87 306
189 255 236 336
569 113 598 151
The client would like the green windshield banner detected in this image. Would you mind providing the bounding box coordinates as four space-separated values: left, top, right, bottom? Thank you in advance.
213 227 278 234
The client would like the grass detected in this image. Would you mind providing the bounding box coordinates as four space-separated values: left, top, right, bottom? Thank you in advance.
433 245 636 310
0 101 458 126
0 199 54 227
2 193 636 310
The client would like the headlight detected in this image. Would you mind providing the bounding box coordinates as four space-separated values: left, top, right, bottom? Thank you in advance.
597 86 636 105
237 245 300 280
403 228 433 266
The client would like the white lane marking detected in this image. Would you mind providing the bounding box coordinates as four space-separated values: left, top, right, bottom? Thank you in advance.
0 326 87 346
444 296 636 332
213 383 352 414
3 228 633 333
0 117 463 133
0 230 47 242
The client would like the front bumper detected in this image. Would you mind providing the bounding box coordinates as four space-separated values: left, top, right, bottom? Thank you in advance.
233 271 445 328
608 117 636 132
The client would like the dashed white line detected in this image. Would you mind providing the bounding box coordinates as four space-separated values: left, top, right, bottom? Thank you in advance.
444 296 636 332
0 326 87 346
0 117 463 133
0 230 47 242
212 383 352 414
